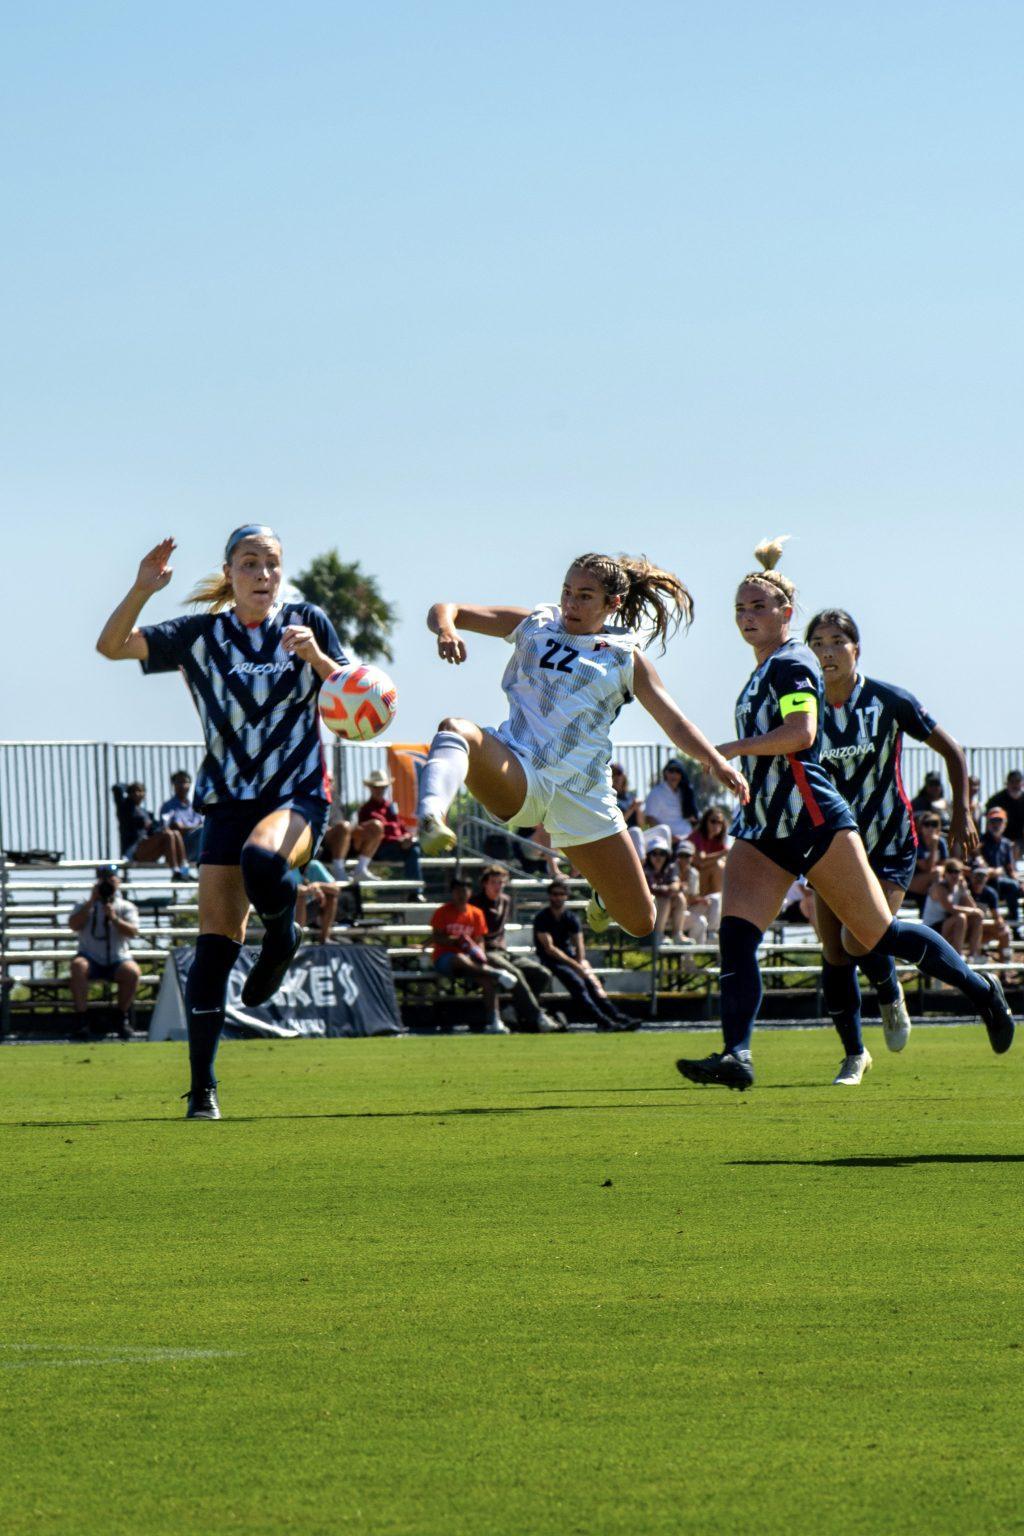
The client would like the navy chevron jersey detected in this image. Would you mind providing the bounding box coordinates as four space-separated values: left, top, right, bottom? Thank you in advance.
140 602 348 810
820 675 935 861
733 640 855 842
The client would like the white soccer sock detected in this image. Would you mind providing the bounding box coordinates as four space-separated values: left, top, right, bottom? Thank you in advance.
354 855 372 876
331 859 348 880
418 730 470 822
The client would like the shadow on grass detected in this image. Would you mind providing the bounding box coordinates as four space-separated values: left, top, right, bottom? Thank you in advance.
730 1154 1024 1168
6 1100 701 1129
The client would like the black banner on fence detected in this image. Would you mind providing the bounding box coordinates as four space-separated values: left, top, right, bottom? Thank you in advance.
149 942 403 1041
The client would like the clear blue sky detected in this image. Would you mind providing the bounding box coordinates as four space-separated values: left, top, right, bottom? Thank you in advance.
2 1 1021 752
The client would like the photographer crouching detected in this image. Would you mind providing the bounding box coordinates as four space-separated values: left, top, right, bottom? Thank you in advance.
67 864 141 1040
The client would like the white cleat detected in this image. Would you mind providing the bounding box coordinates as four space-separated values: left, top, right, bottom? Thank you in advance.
880 987 912 1053
833 1049 873 1086
419 812 457 856
350 867 381 883
485 1018 511 1034
586 890 612 934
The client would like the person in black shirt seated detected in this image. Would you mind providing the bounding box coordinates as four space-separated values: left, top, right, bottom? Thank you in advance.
532 880 636 1030
113 781 194 879
473 865 560 1031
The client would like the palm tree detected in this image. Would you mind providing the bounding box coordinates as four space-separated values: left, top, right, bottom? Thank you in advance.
292 551 397 663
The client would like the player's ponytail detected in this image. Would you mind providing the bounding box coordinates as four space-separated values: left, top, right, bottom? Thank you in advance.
739 536 796 607
184 571 236 612
571 553 694 652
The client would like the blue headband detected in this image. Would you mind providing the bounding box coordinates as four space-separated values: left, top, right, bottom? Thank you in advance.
225 524 280 561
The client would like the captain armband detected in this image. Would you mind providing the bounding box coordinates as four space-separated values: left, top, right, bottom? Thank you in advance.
778 692 817 719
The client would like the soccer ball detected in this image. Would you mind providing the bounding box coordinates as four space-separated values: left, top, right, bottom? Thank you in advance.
318 664 398 741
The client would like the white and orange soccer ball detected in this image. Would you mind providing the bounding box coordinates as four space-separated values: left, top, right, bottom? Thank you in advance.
318 664 398 741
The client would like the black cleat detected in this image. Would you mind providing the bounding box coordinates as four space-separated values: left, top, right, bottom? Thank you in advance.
184 1086 221 1120
241 922 302 1007
675 1050 755 1091
979 974 1015 1055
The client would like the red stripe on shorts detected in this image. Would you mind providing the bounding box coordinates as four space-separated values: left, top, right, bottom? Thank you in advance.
787 755 826 828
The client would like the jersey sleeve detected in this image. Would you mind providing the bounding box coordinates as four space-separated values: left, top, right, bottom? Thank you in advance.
304 606 350 668
768 655 819 717
139 614 205 675
885 683 937 742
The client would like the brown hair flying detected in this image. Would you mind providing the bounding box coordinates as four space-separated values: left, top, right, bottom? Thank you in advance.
570 553 694 653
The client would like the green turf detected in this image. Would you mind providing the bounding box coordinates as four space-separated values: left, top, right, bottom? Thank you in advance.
1 1028 1022 1535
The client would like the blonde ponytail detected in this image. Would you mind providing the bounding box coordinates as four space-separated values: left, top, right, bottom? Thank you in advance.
570 552 694 652
741 535 796 606
184 570 236 612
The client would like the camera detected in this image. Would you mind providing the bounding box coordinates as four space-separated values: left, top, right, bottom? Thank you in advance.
97 878 117 903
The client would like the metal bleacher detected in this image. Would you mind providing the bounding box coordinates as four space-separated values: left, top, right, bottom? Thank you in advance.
2 839 1021 1038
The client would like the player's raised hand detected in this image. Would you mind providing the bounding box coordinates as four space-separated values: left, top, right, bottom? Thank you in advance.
134 539 176 595
437 628 467 665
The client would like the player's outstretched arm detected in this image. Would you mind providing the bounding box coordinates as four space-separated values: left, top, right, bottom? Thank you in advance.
426 602 531 665
926 724 978 858
95 539 176 662
633 653 749 804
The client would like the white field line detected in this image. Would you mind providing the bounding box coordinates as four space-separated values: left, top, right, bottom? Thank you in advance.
0 1343 242 1369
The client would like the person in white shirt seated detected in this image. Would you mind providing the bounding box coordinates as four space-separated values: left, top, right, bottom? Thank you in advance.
630 757 699 862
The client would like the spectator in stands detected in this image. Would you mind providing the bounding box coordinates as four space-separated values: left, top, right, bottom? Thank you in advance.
610 763 642 829
472 865 560 1031
675 842 712 942
321 814 384 883
967 776 983 829
911 772 950 825
67 865 140 1040
532 880 635 1030
356 769 422 885
295 856 340 945
967 863 1012 964
113 782 194 879
921 858 983 958
978 807 1023 937
430 876 517 1034
643 845 687 943
642 758 699 844
908 814 947 908
159 771 203 864
690 807 731 895
986 769 1024 857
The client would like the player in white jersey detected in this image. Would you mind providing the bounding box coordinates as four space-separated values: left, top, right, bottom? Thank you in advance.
415 553 749 943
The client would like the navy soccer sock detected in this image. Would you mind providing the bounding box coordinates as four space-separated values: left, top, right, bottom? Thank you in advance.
857 949 900 1006
185 934 242 1091
821 960 864 1056
870 919 989 1008
240 844 300 946
719 916 764 1054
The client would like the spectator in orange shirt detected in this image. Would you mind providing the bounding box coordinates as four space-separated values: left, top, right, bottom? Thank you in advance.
430 876 518 1034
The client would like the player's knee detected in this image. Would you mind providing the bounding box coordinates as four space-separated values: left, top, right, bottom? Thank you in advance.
437 716 470 738
240 842 294 912
623 899 657 938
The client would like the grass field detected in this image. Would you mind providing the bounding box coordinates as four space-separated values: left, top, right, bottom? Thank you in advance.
2 1027 1022 1535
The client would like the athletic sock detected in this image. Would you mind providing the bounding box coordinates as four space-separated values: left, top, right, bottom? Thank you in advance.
418 731 470 821
870 919 989 1008
718 915 764 1054
821 960 864 1055
857 949 900 1006
354 855 372 877
331 860 347 880
185 934 242 1091
240 844 300 946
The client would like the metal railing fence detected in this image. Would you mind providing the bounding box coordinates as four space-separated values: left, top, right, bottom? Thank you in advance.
1 739 1021 862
